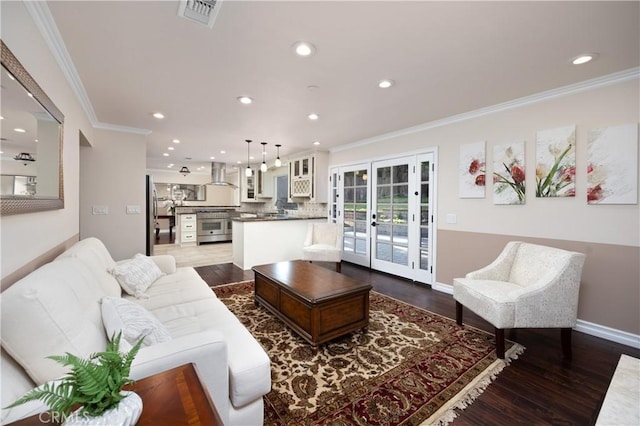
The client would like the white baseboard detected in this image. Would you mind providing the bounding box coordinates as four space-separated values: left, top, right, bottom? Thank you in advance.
432 281 640 349
575 319 640 349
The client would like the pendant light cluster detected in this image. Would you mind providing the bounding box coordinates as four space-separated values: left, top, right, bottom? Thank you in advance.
245 140 283 173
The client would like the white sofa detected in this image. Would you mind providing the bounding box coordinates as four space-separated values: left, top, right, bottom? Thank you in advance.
1 237 271 425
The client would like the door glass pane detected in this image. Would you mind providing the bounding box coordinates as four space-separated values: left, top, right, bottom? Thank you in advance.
393 208 408 224
419 160 431 272
393 164 409 184
376 242 392 261
355 207 367 220
356 170 367 186
421 183 429 204
356 239 367 254
392 245 408 265
376 224 391 242
355 187 367 203
377 186 391 202
377 207 392 223
392 185 408 203
377 167 391 184
344 171 354 187
344 187 354 203
392 224 408 244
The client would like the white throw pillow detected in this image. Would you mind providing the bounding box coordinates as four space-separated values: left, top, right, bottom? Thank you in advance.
100 296 172 348
109 253 163 298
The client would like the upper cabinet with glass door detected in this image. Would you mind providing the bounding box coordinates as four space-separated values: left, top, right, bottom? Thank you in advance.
288 151 328 203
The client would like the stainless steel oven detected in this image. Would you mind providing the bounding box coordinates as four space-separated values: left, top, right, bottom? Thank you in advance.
197 211 232 243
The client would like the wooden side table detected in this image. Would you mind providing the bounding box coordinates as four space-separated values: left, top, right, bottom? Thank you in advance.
8 364 223 426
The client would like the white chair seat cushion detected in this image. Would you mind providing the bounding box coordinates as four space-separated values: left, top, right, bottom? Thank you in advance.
303 244 341 262
453 278 528 328
101 296 172 348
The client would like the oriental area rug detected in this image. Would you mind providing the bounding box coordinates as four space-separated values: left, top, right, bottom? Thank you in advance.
212 281 524 425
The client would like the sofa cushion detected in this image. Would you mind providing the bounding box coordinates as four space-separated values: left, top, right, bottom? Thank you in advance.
145 296 271 407
101 296 172 348
1 257 108 385
110 254 164 298
123 267 217 311
56 237 121 297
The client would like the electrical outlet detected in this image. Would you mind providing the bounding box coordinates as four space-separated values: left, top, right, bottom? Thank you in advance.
92 205 109 215
126 205 141 214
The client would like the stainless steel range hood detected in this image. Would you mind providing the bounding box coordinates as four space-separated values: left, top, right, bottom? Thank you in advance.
208 162 237 187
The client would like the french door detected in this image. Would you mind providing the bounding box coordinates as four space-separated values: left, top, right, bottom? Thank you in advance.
330 151 435 284
370 153 434 283
330 164 371 267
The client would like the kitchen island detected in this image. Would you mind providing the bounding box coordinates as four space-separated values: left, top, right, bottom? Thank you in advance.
232 215 327 270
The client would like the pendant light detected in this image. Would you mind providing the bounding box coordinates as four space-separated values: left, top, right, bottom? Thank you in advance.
275 144 282 168
245 140 253 177
179 166 191 176
260 142 268 172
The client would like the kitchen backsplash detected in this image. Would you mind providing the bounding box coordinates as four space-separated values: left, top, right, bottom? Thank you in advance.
239 200 328 217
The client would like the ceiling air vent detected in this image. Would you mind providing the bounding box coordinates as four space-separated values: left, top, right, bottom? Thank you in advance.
177 0 222 28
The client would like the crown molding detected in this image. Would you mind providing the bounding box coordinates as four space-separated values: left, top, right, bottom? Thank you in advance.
25 1 150 136
331 67 640 153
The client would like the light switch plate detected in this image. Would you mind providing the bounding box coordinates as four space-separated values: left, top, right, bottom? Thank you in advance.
92 205 109 215
446 213 457 224
126 205 141 214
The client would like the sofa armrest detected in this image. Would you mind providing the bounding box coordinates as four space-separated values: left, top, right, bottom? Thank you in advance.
131 330 230 424
149 255 177 275
466 241 521 281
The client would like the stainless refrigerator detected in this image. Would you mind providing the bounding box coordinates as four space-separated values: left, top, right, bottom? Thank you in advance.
145 174 157 255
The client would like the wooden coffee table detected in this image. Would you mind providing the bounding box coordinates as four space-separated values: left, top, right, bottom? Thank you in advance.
9 364 222 426
252 260 372 346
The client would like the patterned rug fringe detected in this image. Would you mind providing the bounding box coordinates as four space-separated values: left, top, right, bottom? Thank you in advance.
421 342 526 426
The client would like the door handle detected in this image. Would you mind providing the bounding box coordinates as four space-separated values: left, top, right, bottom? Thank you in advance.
371 221 376 227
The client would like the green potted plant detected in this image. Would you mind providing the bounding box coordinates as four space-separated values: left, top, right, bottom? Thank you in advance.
5 333 144 425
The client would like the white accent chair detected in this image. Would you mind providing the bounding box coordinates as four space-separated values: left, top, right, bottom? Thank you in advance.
302 222 343 272
453 241 586 359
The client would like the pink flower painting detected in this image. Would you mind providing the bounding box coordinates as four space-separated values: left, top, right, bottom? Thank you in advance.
493 141 526 205
459 141 486 198
535 126 576 198
587 124 638 205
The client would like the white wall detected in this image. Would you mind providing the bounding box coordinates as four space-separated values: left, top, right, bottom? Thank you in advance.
79 129 147 260
1 1 92 280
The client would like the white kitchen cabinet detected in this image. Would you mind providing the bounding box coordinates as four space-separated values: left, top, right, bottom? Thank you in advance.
288 151 328 203
241 169 272 202
179 213 197 246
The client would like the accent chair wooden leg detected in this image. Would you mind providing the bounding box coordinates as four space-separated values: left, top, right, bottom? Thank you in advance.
495 328 505 359
455 301 463 326
561 328 572 360
336 262 341 273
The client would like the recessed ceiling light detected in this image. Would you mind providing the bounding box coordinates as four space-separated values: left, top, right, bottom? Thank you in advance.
237 160 242 164
168 146 175 151
378 79 395 89
210 156 215 160
13 128 26 133
292 41 316 57
172 139 180 144
163 153 169 157
308 113 319 120
167 164 174 168
220 150 226 154
313 141 320 145
153 112 165 119
237 96 253 105
571 53 599 65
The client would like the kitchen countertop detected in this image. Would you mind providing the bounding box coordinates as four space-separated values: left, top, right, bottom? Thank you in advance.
232 215 326 222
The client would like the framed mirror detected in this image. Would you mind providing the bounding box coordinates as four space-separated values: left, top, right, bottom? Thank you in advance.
1 40 64 215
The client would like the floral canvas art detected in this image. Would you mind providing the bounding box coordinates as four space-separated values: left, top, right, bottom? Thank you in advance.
459 141 486 198
493 141 526 205
535 125 576 197
587 123 638 205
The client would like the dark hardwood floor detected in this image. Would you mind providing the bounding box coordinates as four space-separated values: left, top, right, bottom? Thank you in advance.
198 260 639 425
